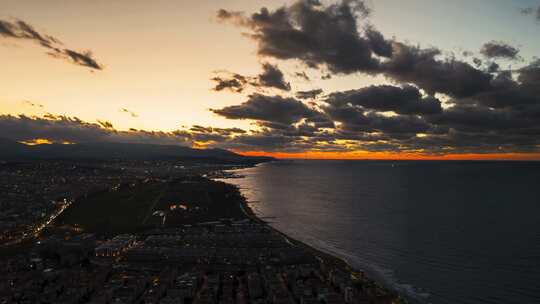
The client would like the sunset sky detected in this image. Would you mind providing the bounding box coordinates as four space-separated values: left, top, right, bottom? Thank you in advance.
2 0 540 159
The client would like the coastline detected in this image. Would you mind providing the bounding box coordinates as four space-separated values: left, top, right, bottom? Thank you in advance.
215 163 406 303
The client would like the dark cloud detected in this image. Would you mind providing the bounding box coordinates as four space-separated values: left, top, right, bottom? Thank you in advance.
294 71 310 81
120 108 139 118
296 89 323 100
211 72 250 93
520 7 534 15
325 85 442 115
209 0 540 154
211 63 290 93
460 62 540 110
324 103 432 136
486 62 500 73
520 6 540 21
0 114 193 145
97 120 114 129
0 115 255 148
211 94 319 125
217 0 379 74
218 1 496 99
381 42 493 98
175 125 247 143
518 59 540 85
472 57 482 67
321 73 332 80
222 133 296 151
189 125 246 135
0 20 17 38
427 104 537 134
258 63 291 91
480 41 520 60
22 100 44 108
62 49 103 70
0 18 103 70
365 26 393 58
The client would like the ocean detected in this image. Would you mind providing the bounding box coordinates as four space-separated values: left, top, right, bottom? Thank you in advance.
220 160 540 304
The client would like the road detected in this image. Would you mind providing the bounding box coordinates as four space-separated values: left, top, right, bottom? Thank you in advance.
1 200 72 247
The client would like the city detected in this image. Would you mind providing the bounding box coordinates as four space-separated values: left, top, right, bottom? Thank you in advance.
0 159 401 304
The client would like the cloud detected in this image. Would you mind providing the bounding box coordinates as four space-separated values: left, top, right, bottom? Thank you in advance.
97 120 114 129
22 100 44 108
294 71 310 81
217 0 379 74
0 18 103 70
325 85 442 115
427 105 531 133
3 2 537 156
218 0 495 99
381 42 493 98
460 63 540 110
61 49 103 70
120 108 139 118
211 72 250 93
480 41 520 60
520 7 534 15
211 63 291 93
323 103 433 136
0 114 254 147
365 25 393 58
209 1 540 154
211 93 319 125
520 6 540 21
296 89 323 99
0 114 191 145
189 125 246 135
258 63 291 91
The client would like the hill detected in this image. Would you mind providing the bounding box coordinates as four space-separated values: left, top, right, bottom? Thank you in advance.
0 139 273 163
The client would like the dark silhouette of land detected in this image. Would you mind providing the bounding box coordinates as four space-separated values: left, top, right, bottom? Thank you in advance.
0 138 272 163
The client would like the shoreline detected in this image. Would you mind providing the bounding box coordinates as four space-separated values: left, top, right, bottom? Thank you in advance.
215 163 406 303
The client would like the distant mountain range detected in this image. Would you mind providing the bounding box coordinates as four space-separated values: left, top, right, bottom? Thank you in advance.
0 138 273 163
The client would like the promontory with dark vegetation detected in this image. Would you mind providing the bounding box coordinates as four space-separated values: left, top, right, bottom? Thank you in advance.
0 142 402 304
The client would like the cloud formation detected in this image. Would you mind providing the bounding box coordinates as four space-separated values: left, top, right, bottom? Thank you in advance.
3 1 539 157
520 6 540 21
120 108 139 118
0 114 188 145
0 18 103 70
296 89 323 99
211 94 319 125
211 72 249 93
480 41 520 60
258 63 291 91
211 0 540 155
325 85 442 115
217 0 378 74
22 100 44 108
211 63 290 93
217 0 496 99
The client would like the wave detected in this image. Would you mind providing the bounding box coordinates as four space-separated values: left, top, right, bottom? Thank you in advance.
293 234 432 304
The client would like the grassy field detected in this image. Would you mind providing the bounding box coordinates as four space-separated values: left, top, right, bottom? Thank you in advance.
56 182 167 235
155 177 247 227
55 177 248 235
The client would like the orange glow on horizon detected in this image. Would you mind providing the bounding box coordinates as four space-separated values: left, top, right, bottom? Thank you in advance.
19 138 75 146
19 138 54 145
236 150 540 161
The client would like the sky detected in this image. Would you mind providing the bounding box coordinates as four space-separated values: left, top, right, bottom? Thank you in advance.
1 0 540 159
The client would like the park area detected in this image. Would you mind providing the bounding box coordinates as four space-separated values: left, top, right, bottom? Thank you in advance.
55 176 247 235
